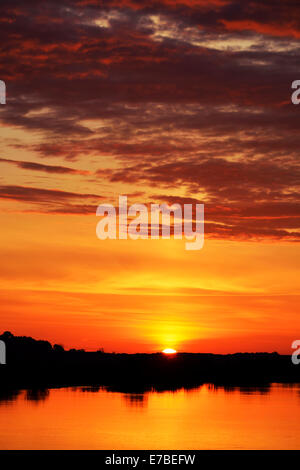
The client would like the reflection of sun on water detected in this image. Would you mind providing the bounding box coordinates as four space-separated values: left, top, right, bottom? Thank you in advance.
162 348 177 354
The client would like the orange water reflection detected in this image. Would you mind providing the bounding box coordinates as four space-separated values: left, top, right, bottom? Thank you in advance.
0 384 300 449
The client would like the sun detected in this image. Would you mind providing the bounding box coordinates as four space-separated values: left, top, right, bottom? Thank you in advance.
162 348 177 354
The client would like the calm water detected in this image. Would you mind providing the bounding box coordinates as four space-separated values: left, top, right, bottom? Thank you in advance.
0 384 300 449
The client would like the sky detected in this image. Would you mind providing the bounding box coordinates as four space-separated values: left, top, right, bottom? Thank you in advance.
0 0 299 353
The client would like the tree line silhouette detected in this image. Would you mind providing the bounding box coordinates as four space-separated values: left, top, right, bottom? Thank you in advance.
0 331 299 393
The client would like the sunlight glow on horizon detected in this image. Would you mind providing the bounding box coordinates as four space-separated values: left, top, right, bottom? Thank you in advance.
162 348 177 354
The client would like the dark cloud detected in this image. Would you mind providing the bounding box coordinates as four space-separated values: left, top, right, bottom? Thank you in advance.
0 158 89 175
0 185 102 214
103 158 300 200
0 185 100 202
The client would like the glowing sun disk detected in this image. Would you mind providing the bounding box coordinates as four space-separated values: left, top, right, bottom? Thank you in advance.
162 348 177 354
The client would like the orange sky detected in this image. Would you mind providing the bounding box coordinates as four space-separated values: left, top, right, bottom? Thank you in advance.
0 0 299 353
0 205 299 353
